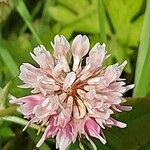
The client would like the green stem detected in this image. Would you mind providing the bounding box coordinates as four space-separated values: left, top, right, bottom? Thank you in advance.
13 0 42 44
1 116 45 132
0 106 17 117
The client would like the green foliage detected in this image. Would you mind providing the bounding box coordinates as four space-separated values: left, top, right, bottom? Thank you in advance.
134 0 150 97
0 41 19 78
0 82 11 108
0 0 13 23
0 126 15 138
27 129 50 150
13 0 42 44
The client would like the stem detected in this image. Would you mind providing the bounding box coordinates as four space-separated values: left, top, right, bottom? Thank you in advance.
1 116 45 132
0 106 17 117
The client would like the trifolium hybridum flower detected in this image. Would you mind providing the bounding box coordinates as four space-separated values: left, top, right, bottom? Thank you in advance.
10 35 134 150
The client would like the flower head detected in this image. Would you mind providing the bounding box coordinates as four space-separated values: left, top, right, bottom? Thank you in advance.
10 34 134 150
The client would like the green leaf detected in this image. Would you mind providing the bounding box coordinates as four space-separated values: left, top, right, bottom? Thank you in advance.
0 40 19 78
46 0 100 34
133 0 150 97
27 129 50 150
68 141 80 150
0 82 12 108
57 0 90 13
48 6 76 24
0 0 13 23
104 0 143 31
104 0 144 73
0 126 15 138
128 16 143 47
108 37 132 73
97 0 107 42
4 33 33 65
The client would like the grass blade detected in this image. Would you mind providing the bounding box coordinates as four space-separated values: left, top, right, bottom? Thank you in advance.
13 0 42 44
97 0 107 42
0 40 19 78
133 0 150 97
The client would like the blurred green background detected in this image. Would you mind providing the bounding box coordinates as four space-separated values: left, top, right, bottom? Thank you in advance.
0 0 150 149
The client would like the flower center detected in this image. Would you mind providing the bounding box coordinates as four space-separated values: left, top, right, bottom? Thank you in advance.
65 82 87 119
66 86 75 96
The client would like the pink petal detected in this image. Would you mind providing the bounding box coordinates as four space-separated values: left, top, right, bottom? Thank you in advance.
110 118 127 128
56 123 74 150
116 105 132 111
89 43 106 70
125 84 134 92
52 62 64 78
86 89 96 100
72 35 89 71
19 63 43 88
20 103 35 115
37 123 59 147
10 94 43 104
52 35 70 72
63 72 76 90
117 60 127 77
30 45 54 71
11 94 44 116
52 35 70 57
104 64 118 84
33 105 50 118
85 118 106 144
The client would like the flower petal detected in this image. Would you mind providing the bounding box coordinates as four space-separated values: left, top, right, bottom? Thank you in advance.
85 118 106 144
52 35 70 57
72 35 89 71
63 72 76 90
56 123 74 150
30 45 54 71
37 123 59 147
89 43 106 70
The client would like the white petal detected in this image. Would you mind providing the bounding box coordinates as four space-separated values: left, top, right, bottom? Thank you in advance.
63 72 76 90
89 42 106 70
72 35 90 71
52 62 64 78
53 35 70 58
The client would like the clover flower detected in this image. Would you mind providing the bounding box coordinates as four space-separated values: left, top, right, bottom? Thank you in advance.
10 35 134 150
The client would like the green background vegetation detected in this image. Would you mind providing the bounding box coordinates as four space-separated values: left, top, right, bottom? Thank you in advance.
0 0 150 149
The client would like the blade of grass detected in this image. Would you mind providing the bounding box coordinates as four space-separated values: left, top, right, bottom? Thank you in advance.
13 0 42 44
97 0 107 42
133 0 150 97
20 0 43 34
0 40 19 78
